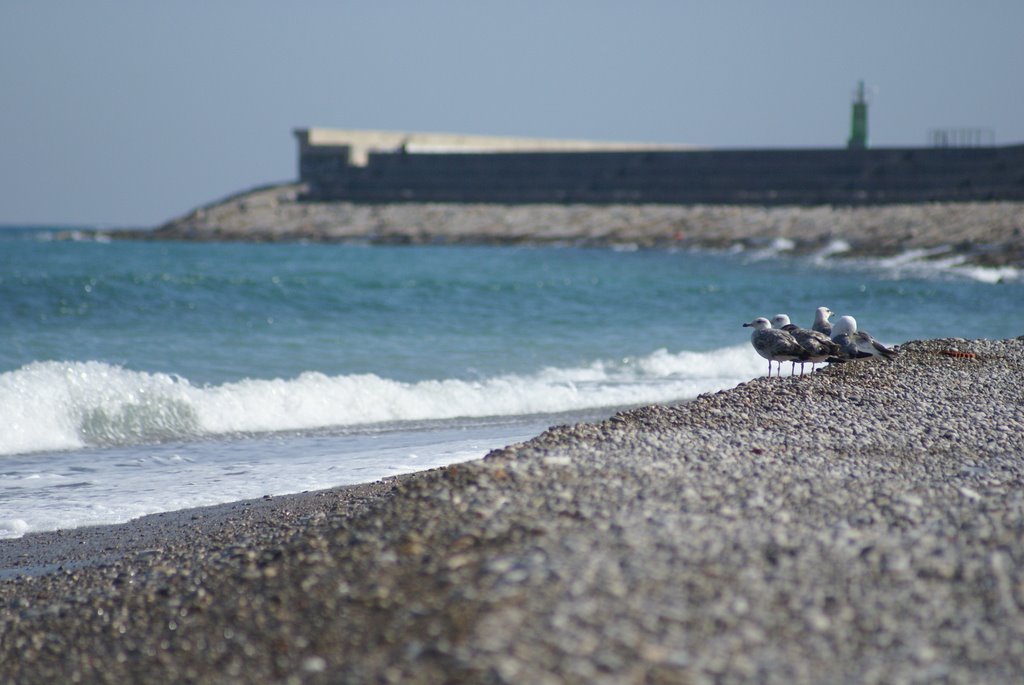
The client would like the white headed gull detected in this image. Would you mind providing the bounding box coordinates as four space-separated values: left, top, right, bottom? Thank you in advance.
830 315 897 359
812 307 833 336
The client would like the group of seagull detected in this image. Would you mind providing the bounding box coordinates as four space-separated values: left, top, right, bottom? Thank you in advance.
744 306 897 377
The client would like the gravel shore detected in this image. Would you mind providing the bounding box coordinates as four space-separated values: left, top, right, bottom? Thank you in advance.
113 183 1024 268
3 337 1023 684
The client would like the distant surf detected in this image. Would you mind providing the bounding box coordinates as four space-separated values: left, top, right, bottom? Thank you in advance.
708 239 1021 284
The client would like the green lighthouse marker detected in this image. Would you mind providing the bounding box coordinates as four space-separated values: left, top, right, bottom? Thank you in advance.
848 80 868 149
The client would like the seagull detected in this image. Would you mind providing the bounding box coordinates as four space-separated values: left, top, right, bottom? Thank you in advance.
812 307 833 336
770 314 801 373
743 317 809 377
829 324 872 361
771 314 841 374
830 315 897 359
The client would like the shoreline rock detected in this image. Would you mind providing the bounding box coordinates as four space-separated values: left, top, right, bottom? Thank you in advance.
2 337 1023 683
105 183 1024 268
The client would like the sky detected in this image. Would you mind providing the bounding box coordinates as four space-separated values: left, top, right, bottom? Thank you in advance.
2 1 1022 227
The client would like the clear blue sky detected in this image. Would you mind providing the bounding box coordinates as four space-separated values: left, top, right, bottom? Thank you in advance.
2 1 1022 227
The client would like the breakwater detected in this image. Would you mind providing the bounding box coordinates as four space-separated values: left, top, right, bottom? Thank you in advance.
137 184 1024 268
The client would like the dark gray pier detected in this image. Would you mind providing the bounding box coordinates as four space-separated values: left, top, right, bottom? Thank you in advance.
295 127 1024 206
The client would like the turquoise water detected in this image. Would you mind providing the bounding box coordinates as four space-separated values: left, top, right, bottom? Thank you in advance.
0 236 804 385
1 227 1021 536
3 234 1018 384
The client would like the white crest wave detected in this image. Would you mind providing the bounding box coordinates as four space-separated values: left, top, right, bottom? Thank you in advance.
0 346 764 456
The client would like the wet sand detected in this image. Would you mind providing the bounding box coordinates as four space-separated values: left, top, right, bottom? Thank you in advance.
0 478 411 581
3 337 1023 684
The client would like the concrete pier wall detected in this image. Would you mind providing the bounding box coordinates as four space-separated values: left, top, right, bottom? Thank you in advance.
295 129 1024 205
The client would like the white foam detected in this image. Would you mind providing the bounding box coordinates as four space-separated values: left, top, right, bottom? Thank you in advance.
707 237 1018 284
872 249 1021 283
0 519 29 536
810 239 852 263
944 259 1020 284
810 243 1020 283
0 346 764 457
0 360 198 455
744 238 797 261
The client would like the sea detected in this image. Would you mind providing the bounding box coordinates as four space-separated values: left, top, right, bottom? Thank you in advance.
1 226 1021 539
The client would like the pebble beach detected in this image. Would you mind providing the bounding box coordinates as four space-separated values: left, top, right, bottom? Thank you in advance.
3 336 1023 684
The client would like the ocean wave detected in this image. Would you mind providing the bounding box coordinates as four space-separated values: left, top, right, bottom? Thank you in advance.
0 347 763 456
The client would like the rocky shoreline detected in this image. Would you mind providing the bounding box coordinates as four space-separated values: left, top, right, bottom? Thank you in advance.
3 337 1023 684
106 183 1024 268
